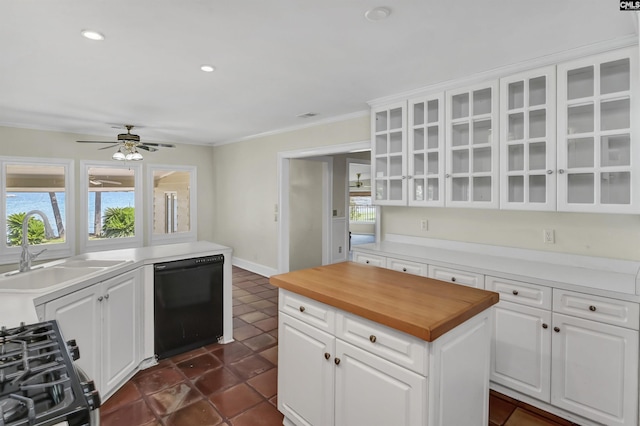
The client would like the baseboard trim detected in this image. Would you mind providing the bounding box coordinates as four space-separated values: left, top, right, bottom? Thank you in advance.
232 257 278 278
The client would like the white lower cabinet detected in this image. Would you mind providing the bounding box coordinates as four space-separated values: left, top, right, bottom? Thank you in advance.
428 264 485 288
42 269 142 398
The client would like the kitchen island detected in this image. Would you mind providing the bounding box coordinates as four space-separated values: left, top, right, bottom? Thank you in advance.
270 261 499 426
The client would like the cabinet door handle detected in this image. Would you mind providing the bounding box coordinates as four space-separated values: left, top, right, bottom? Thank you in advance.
512 290 519 296
299 306 305 313
542 323 548 329
334 357 341 365
402 176 407 179
324 352 331 360
589 305 596 312
445 174 451 178
451 277 456 282
546 170 553 175
104 294 109 300
97 296 103 302
365 260 370 264
369 335 377 343
558 169 565 174
402 267 407 272
554 327 560 333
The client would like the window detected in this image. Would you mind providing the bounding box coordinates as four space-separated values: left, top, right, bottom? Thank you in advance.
349 195 376 223
0 157 74 263
80 161 142 252
147 165 197 245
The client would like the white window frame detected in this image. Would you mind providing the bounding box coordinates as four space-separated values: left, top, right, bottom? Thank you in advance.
80 160 143 253
146 164 197 245
0 156 75 265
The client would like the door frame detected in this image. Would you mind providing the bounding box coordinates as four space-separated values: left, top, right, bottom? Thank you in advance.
345 158 378 252
277 141 370 273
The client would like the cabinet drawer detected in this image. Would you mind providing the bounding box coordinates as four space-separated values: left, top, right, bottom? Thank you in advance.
352 252 386 267
386 258 428 276
279 289 335 333
486 276 551 310
553 289 640 330
428 265 485 289
336 311 427 375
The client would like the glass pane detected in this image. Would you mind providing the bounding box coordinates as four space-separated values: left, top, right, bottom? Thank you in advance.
473 119 492 144
508 176 524 202
529 175 546 203
427 178 439 201
473 177 491 202
529 142 546 170
600 99 630 131
427 127 439 149
567 104 594 134
389 179 403 200
375 111 387 132
473 147 491 173
508 144 524 171
452 177 469 201
389 131 403 153
427 100 439 123
413 153 425 175
87 166 135 239
601 135 630 167
567 173 594 204
529 76 546 106
413 102 425 126
375 158 387 177
529 109 546 138
452 93 469 119
375 180 387 200
473 88 492 115
6 164 66 247
601 59 630 95
508 81 524 110
389 108 403 129
375 134 387 154
567 66 594 100
413 178 425 201
152 170 191 235
601 172 630 205
452 149 470 173
508 113 524 140
567 138 594 168
427 152 439 175
389 156 403 176
452 123 469 146
413 128 425 151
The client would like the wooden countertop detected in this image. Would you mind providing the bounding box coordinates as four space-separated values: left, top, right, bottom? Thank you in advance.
270 262 499 342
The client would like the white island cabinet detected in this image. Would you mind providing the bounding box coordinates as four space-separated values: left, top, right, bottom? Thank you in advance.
271 262 498 426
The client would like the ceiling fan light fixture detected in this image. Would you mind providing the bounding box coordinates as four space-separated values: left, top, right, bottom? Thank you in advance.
80 29 105 41
112 149 126 161
127 150 143 161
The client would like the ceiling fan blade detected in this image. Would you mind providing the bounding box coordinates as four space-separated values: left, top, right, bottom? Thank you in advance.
98 144 120 150
141 142 176 148
76 140 117 144
137 145 158 152
98 179 122 185
90 180 100 185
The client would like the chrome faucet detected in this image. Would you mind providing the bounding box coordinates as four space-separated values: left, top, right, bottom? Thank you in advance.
19 210 55 272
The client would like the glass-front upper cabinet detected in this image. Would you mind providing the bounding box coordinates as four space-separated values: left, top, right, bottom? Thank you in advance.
408 93 445 206
445 81 499 208
371 101 407 205
500 66 557 210
557 47 638 213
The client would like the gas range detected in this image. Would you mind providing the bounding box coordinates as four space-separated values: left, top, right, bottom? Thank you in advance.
0 321 100 426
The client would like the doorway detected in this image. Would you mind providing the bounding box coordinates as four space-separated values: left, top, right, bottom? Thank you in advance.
347 159 376 256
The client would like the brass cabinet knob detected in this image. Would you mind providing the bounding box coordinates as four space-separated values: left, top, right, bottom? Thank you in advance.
589 305 597 312
334 358 341 365
542 323 548 329
554 327 560 333
512 290 519 296
324 352 331 360
299 306 305 313
369 335 377 343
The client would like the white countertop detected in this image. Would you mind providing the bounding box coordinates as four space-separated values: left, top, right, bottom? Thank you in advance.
0 241 232 328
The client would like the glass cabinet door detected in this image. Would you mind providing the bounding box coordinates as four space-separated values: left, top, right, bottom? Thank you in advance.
408 93 444 206
371 101 407 205
445 81 499 208
500 66 556 210
557 47 638 213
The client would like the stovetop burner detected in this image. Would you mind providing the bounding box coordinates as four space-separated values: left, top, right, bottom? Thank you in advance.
0 321 100 426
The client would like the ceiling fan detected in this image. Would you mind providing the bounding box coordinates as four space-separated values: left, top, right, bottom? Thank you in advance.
77 125 175 160
350 173 364 188
89 176 122 186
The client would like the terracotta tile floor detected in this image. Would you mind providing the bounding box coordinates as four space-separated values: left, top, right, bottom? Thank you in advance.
100 266 578 426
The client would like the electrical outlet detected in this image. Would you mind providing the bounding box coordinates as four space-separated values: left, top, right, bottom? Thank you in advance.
543 229 555 244
338 246 342 253
420 219 428 231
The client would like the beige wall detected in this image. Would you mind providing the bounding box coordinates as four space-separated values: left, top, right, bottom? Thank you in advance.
0 126 215 256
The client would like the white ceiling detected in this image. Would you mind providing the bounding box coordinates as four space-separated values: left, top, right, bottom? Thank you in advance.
0 1 636 146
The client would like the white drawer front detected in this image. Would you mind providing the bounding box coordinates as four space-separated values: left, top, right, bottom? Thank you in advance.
352 252 386 267
336 311 427 375
553 289 640 330
279 289 335 333
386 258 428 276
428 265 485 289
486 276 552 310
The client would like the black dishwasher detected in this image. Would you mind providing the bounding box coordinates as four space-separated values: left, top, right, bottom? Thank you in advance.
154 254 224 359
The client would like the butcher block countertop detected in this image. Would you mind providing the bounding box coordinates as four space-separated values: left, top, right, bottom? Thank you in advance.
270 262 499 342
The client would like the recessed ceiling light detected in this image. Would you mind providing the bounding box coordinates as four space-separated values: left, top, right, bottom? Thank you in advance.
364 7 391 22
80 29 105 41
200 65 216 73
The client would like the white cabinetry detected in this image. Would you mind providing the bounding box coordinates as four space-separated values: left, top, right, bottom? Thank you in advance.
43 269 142 398
352 252 385 267
428 264 484 288
386 257 428 276
372 102 407 205
557 47 639 213
500 66 557 210
445 81 499 208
